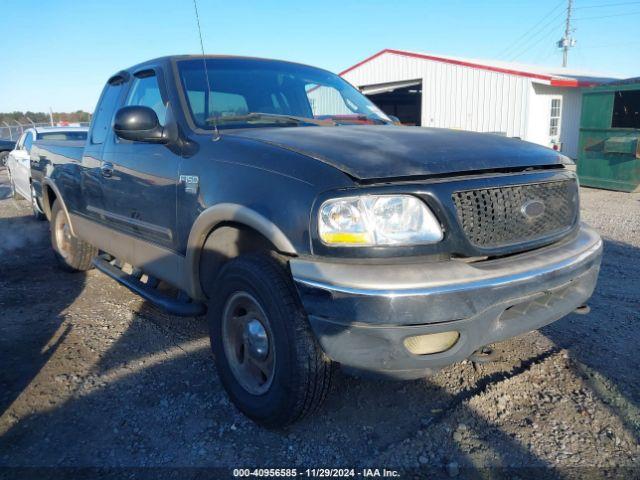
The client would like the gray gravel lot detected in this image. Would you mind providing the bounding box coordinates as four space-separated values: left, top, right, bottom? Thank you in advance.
0 167 638 478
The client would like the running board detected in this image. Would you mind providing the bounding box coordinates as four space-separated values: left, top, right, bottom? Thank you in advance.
92 255 206 317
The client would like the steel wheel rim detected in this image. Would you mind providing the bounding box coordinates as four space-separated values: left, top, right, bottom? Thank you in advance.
54 209 73 260
221 291 275 395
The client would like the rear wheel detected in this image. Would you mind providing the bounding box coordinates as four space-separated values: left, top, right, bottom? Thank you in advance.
208 253 332 427
51 200 97 271
0 151 8 167
30 184 45 221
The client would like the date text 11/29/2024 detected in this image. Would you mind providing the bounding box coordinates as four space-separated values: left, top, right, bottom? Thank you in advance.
232 468 401 477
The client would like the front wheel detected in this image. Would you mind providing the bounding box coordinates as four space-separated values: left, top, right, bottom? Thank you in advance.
50 200 97 271
208 254 333 427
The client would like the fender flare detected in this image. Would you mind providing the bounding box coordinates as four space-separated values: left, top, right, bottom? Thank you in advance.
42 179 76 236
185 203 297 300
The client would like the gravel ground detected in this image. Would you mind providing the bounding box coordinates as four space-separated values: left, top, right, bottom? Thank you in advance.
0 167 638 479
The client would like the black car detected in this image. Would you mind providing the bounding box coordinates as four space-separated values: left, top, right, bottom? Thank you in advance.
32 55 602 426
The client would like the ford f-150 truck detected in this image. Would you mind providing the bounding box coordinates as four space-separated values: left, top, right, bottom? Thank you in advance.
33 55 602 427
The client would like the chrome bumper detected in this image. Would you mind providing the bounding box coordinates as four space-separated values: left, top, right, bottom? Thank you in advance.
291 224 603 379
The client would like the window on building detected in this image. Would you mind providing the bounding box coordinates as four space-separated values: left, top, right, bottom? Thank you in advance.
549 98 562 136
612 90 640 129
305 84 353 116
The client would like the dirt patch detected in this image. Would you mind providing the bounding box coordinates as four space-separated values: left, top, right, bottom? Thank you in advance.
0 169 638 477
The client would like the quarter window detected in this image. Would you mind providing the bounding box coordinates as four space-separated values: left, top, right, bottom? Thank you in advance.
549 98 562 136
126 72 167 125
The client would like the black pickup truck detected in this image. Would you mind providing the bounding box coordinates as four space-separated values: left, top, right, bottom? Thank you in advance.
32 55 602 426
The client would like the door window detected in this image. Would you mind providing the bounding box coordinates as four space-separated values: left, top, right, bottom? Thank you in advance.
549 98 562 136
92 81 125 145
23 132 34 152
125 72 167 125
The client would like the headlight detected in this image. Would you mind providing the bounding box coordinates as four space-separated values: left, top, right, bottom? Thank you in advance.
318 195 443 246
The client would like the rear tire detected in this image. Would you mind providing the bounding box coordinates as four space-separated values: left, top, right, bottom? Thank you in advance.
0 151 8 168
50 200 97 271
208 253 332 427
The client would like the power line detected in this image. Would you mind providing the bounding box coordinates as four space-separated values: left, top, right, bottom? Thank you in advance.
574 1 640 9
578 40 640 48
496 1 566 59
507 17 567 62
574 9 640 19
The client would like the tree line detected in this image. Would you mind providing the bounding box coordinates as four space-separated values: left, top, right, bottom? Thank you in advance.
0 111 91 125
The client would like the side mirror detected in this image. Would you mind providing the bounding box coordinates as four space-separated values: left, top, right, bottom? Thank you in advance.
113 106 168 143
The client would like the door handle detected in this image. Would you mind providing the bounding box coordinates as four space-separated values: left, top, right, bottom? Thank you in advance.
100 162 114 178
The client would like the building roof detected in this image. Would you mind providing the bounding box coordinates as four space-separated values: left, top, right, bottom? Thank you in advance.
340 49 619 88
602 77 640 86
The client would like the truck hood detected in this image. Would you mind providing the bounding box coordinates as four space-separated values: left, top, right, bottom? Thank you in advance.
229 125 568 181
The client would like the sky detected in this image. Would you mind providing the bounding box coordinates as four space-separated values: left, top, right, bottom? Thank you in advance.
1 0 639 113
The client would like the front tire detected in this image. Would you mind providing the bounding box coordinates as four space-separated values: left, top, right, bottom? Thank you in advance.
50 200 97 271
208 254 332 427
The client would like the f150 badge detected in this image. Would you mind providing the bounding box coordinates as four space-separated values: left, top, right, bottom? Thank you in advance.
179 175 199 194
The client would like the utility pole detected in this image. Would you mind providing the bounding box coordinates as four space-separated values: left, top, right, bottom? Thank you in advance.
557 0 576 67
49 107 55 126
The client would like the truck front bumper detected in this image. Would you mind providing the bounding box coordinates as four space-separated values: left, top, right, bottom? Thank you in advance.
291 224 602 379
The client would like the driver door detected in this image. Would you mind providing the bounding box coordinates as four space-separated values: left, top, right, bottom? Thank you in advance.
10 131 32 199
99 67 180 252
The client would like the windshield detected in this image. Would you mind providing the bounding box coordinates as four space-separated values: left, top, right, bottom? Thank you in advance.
38 131 88 141
176 58 391 129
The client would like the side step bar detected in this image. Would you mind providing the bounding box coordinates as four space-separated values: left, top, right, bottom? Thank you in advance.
92 255 206 317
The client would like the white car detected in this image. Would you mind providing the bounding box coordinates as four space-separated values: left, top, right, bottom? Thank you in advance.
7 127 88 219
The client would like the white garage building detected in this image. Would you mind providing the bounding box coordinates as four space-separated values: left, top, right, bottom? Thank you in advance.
339 49 616 158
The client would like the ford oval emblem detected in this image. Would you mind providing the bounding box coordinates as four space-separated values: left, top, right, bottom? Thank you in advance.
521 199 545 220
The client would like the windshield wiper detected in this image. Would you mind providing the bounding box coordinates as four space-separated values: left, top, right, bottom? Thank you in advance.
207 112 335 126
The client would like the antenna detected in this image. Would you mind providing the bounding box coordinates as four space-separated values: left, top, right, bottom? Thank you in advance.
192 0 219 139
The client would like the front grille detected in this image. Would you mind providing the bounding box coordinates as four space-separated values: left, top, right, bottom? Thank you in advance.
452 179 578 249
